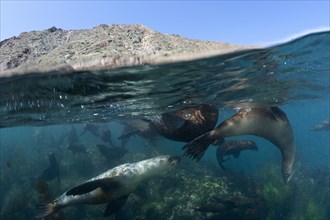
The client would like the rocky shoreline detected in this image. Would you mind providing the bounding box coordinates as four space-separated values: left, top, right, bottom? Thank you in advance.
0 24 252 77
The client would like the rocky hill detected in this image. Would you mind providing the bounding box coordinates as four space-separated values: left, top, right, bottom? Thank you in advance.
0 24 251 77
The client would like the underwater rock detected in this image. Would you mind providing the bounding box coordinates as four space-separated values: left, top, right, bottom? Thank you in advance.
136 163 233 220
1 183 35 220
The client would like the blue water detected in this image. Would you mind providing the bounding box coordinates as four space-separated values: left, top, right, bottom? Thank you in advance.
0 31 329 219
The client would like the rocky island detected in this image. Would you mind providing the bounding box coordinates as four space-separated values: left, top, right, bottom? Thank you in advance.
0 24 251 77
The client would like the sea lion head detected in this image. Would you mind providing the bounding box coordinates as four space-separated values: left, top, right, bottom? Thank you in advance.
143 155 180 177
155 155 181 167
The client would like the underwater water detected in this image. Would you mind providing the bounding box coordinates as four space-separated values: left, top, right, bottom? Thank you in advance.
0 31 329 220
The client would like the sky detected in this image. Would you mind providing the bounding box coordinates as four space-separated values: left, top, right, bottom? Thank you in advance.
1 1 329 46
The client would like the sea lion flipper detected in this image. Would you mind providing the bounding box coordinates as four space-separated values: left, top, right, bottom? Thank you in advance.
216 147 228 169
269 107 287 120
66 178 121 196
35 199 60 219
103 195 129 217
183 131 215 161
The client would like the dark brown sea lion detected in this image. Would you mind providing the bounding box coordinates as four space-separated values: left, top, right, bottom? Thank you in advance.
38 153 61 186
183 107 296 183
96 144 128 161
195 195 257 213
81 122 100 136
118 119 159 147
150 104 219 142
216 140 258 169
98 126 116 147
66 142 87 155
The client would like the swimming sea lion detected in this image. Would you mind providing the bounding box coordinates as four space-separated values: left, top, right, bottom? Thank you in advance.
81 122 100 136
118 120 158 140
183 107 296 183
35 155 180 218
149 104 219 142
312 119 330 131
66 142 87 155
98 126 116 147
38 152 61 186
96 144 128 161
67 126 79 143
118 119 159 148
216 140 258 169
195 195 257 213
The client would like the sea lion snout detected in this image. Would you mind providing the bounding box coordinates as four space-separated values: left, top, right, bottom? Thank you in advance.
282 162 295 184
168 156 181 166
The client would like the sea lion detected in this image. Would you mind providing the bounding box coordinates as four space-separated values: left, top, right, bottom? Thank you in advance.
149 104 219 142
118 120 158 141
195 195 257 213
117 105 218 145
118 119 159 148
312 119 330 131
183 107 296 183
67 126 79 143
216 140 258 169
96 144 128 161
98 126 117 147
66 142 87 155
35 155 180 218
81 122 100 136
38 153 61 186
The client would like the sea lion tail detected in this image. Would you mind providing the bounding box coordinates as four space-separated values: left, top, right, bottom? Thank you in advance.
35 199 60 219
182 131 215 161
